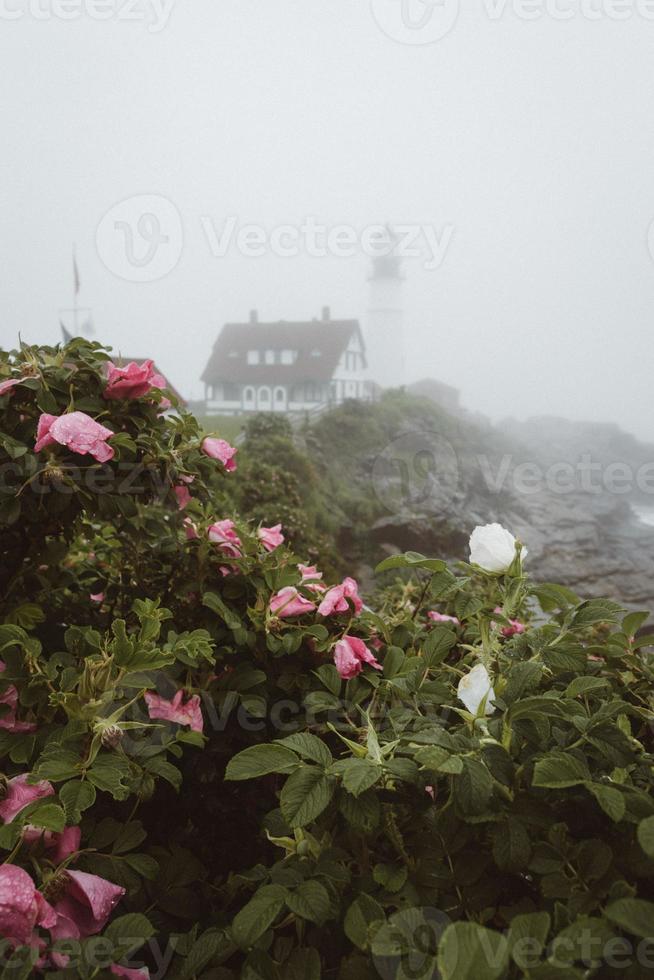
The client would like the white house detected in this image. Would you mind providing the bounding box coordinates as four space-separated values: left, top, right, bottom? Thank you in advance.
201 307 375 416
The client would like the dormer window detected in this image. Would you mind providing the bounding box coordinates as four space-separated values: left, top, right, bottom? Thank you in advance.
280 350 297 365
264 350 275 365
247 350 260 365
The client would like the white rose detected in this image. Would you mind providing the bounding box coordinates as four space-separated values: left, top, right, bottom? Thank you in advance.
457 663 496 716
469 523 526 573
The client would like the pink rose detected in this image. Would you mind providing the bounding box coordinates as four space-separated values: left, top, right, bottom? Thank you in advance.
144 690 203 733
270 587 316 619
0 774 55 824
183 518 199 541
493 607 526 638
318 577 363 617
201 437 237 472
298 564 326 594
258 524 284 552
0 866 56 946
103 360 162 400
0 378 22 398
49 870 125 940
90 592 105 604
0 664 36 734
34 411 115 463
174 485 192 510
333 636 382 680
23 824 81 862
428 611 460 626
208 520 242 558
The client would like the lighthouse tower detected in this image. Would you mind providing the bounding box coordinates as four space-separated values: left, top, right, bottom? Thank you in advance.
365 246 404 390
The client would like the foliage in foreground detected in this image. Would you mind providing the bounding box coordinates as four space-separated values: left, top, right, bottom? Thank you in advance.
0 341 653 978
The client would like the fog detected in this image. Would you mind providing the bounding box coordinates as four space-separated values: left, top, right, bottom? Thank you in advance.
2 1 654 439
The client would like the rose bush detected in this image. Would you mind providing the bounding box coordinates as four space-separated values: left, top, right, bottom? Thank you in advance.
0 340 653 978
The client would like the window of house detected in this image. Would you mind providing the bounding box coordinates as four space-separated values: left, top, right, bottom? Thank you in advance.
247 350 260 365
310 349 321 357
244 387 254 402
223 383 238 401
275 387 285 402
264 350 275 364
259 387 270 401
280 350 296 365
228 350 238 358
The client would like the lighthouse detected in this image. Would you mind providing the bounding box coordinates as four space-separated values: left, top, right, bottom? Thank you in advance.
365 243 405 390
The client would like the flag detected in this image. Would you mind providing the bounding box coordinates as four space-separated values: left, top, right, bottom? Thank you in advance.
73 249 80 297
60 320 73 344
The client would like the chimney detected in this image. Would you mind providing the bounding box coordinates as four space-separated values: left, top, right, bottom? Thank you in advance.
249 309 258 324
322 306 330 322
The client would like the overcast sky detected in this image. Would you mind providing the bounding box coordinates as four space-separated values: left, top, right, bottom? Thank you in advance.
2 1 654 439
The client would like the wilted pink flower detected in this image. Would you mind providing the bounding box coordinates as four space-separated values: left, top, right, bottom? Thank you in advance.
0 378 22 398
298 564 326 593
258 524 284 552
333 636 382 680
0 685 37 734
23 823 81 862
201 437 238 472
493 607 526 638
90 592 105 604
34 412 115 463
111 966 150 979
270 587 316 619
0 663 36 734
183 518 199 541
49 870 125 940
144 690 203 733
0 774 54 824
174 484 192 510
0 866 56 946
318 577 363 617
103 360 162 400
428 611 460 626
208 519 242 557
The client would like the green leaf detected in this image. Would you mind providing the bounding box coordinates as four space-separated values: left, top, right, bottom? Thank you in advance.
343 894 385 951
638 815 654 858
104 913 154 958
586 783 626 823
604 898 654 938
438 922 509 980
341 759 381 798
507 912 550 970
203 591 242 630
532 753 589 789
453 758 493 815
287 948 321 980
422 627 457 667
59 780 96 823
286 880 331 925
86 754 132 800
225 744 299 781
276 733 332 768
375 552 446 574
569 599 623 630
176 928 230 980
25 802 65 833
280 767 335 828
493 819 531 872
565 676 609 699
231 884 287 950
415 745 463 774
